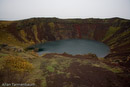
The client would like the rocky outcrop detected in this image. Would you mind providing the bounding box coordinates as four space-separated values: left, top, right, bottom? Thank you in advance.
0 45 24 52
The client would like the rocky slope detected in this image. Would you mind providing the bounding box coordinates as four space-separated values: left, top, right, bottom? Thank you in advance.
0 17 130 66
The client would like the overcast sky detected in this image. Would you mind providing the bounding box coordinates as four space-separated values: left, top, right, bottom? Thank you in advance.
0 0 130 20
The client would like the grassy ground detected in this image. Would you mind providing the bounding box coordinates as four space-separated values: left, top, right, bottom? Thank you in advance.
0 47 129 87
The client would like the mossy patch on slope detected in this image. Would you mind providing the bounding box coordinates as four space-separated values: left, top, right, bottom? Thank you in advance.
102 26 120 41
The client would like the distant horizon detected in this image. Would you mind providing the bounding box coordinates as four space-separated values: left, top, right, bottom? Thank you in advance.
0 16 130 21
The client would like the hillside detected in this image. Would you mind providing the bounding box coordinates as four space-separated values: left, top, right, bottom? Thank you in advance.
0 17 130 66
0 17 130 87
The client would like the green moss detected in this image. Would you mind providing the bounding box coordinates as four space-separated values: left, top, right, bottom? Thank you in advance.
41 77 47 87
120 29 130 37
0 53 8 57
92 62 123 73
40 57 74 76
107 28 130 46
41 39 47 43
0 30 30 47
92 64 100 67
102 26 120 41
103 65 123 73
46 66 55 72
48 22 56 35
121 20 128 23
48 22 55 29
66 72 71 78
20 30 29 42
32 25 40 43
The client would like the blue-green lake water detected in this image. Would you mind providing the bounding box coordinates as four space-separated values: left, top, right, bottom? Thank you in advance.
31 39 110 57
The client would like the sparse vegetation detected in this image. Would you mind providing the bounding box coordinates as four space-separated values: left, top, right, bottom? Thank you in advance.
0 55 33 83
103 26 120 41
32 25 40 43
0 18 130 87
